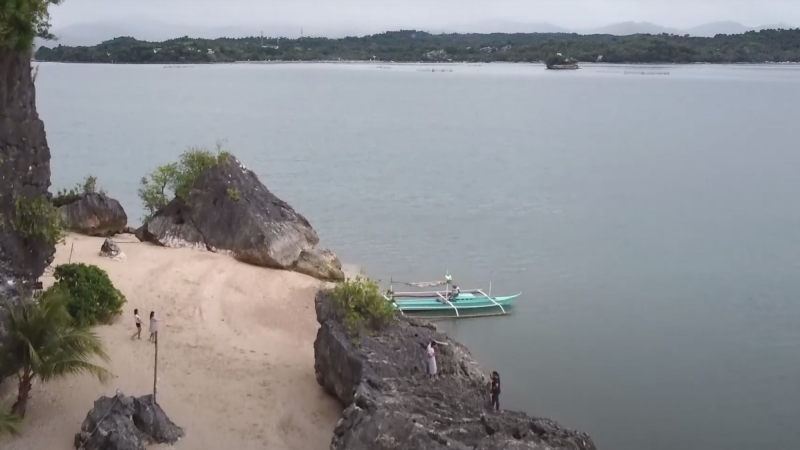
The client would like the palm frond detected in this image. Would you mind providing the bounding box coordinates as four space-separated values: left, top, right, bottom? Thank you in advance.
0 409 21 436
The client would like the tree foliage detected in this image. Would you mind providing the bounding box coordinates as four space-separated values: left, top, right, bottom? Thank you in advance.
0 0 62 51
53 263 126 327
11 195 64 245
52 174 102 207
0 286 110 417
138 145 228 220
34 28 800 64
328 274 396 340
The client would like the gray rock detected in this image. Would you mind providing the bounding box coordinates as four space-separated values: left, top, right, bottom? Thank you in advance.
314 291 597 450
136 153 344 281
100 238 122 258
0 45 56 386
0 46 55 288
59 192 128 237
296 247 345 282
74 392 184 450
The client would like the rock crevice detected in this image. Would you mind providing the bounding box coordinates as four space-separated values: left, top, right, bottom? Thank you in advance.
314 291 597 450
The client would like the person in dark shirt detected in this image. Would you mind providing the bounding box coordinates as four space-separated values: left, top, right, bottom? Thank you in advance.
490 371 501 412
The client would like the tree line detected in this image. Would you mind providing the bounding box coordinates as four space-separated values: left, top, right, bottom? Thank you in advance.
34 28 800 64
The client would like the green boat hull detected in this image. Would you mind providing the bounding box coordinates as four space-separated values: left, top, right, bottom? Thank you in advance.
391 292 520 313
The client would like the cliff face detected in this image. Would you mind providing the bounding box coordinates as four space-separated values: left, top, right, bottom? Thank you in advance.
0 48 55 291
0 48 55 383
314 291 598 450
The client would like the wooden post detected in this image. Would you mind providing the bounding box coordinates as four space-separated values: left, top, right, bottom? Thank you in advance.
68 242 74 264
153 332 158 403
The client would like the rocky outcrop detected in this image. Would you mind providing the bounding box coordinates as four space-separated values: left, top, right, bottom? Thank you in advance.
135 154 344 281
74 391 184 450
0 47 55 289
0 45 56 386
314 291 597 450
59 192 128 237
100 237 126 260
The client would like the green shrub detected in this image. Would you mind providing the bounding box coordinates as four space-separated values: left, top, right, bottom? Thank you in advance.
328 275 396 339
138 144 230 221
226 188 241 202
12 195 64 245
53 263 126 327
52 175 102 207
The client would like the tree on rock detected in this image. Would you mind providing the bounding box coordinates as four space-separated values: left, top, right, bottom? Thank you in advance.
0 287 110 418
0 0 63 288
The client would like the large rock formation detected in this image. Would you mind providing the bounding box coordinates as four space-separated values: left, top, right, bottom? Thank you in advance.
0 42 57 385
0 46 55 290
74 391 184 450
59 192 128 237
314 291 597 450
135 154 344 281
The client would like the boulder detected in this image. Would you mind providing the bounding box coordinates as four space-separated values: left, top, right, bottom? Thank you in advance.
59 192 128 237
99 238 126 260
314 291 597 450
136 154 344 281
74 391 184 450
296 247 345 282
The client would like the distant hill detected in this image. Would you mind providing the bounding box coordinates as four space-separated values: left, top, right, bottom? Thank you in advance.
37 19 798 48
580 21 679 36
35 29 800 65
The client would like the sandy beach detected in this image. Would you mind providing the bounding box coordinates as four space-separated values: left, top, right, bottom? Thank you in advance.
0 233 343 450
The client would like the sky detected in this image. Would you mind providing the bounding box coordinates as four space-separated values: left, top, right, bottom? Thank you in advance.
50 0 800 33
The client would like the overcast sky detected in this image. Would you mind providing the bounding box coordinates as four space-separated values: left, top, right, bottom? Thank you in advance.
50 0 799 32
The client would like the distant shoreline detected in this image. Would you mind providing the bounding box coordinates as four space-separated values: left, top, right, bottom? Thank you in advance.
32 59 800 66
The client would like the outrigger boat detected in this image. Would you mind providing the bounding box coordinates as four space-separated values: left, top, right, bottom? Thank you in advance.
383 272 520 318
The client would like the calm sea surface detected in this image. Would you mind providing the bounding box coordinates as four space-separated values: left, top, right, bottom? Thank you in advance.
35 62 800 450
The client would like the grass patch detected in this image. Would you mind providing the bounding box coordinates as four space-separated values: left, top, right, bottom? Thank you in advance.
328 275 396 341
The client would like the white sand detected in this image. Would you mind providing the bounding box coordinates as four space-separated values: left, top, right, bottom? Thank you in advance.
0 233 343 450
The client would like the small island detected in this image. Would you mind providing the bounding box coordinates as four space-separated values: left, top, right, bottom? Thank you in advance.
545 53 580 70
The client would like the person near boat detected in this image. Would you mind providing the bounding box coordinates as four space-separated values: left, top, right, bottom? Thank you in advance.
490 371 501 411
448 284 461 301
426 341 438 378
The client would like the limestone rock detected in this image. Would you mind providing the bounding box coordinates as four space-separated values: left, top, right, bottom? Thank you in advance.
99 238 126 260
136 153 343 281
74 392 184 450
59 192 128 237
295 247 345 282
0 44 56 386
314 291 597 450
0 46 55 288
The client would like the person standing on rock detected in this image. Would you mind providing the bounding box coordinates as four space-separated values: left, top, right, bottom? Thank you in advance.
131 309 142 340
426 341 438 379
490 371 501 412
149 311 160 343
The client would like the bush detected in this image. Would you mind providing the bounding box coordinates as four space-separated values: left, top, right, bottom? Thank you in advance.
328 275 396 339
52 263 126 327
12 195 64 245
226 187 241 202
138 144 230 221
52 175 103 207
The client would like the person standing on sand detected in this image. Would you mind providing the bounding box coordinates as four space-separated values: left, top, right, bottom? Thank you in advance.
131 309 142 340
148 311 160 342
